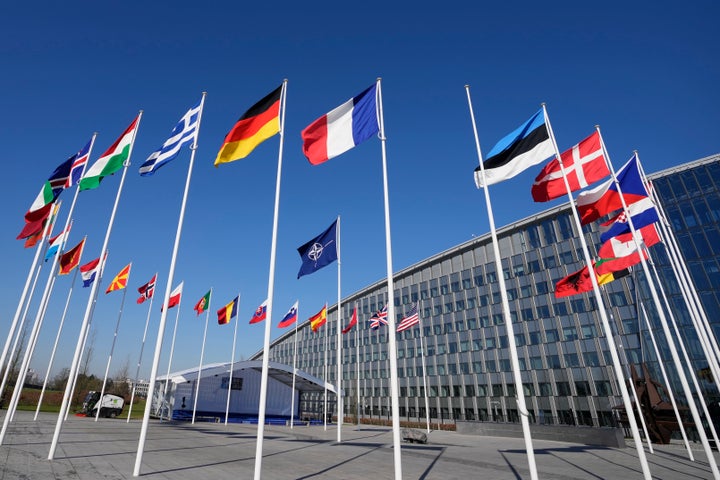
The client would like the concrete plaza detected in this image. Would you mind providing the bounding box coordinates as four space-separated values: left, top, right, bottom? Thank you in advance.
0 411 716 479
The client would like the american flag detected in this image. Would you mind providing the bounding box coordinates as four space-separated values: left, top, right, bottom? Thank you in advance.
396 303 419 333
369 306 388 330
66 138 93 188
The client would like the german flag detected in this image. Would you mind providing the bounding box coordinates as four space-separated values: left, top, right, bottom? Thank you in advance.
214 85 282 166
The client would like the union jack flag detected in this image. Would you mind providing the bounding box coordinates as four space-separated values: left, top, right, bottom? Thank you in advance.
369 306 388 330
396 303 419 333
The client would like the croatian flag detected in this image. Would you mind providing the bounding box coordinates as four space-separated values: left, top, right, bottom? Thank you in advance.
250 300 268 324
80 257 101 287
301 83 379 165
599 196 660 243
66 138 93 188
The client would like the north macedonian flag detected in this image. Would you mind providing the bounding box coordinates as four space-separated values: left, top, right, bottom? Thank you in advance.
106 263 131 294
214 85 282 166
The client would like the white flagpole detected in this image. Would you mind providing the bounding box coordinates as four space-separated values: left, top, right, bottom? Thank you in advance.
290 304 298 429
134 94 206 476
356 317 360 427
375 78 403 480
35 259 82 420
418 309 430 433
225 294 240 426
324 309 329 431
95 272 131 421
616 331 654 453
50 111 142 460
65 290 99 422
254 79 287 480
161 295 183 421
638 289 695 460
599 139 719 477
336 215 343 442
465 86 538 480
127 275 157 423
192 289 211 424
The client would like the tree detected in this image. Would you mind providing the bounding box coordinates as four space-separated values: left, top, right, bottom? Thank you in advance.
111 356 131 399
51 367 71 391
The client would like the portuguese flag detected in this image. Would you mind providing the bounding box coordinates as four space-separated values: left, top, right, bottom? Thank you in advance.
80 115 140 191
214 85 282 166
194 290 212 316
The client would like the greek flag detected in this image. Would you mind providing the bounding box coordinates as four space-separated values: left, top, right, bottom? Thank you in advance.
139 100 202 176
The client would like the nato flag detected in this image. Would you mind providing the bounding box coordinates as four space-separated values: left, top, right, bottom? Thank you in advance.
297 219 338 279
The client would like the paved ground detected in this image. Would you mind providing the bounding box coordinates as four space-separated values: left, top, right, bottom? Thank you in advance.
0 411 716 479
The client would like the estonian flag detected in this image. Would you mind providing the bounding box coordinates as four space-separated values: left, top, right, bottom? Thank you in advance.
475 108 554 187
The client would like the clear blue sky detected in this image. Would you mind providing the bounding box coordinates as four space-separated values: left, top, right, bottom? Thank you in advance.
1 1 718 382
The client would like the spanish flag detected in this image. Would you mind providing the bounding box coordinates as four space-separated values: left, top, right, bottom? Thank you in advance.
309 305 327 333
214 85 282 166
218 296 239 325
106 263 131 294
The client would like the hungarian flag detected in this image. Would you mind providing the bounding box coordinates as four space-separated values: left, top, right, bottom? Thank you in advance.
80 115 140 191
194 290 211 315
595 224 660 275
106 263 132 294
576 154 648 225
250 300 268 324
531 131 609 202
136 274 157 304
277 301 298 328
162 282 183 311
214 85 282 166
342 306 358 334
58 238 86 275
217 296 239 325
309 305 327 333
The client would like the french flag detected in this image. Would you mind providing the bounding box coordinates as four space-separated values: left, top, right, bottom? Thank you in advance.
301 83 379 165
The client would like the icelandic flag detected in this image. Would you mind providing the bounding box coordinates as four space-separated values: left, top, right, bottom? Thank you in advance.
576 154 648 225
277 301 299 328
140 100 202 176
474 108 554 187
66 138 93 188
297 219 338 279
80 257 101 287
599 196 660 243
44 229 69 261
301 84 379 165
250 300 268 324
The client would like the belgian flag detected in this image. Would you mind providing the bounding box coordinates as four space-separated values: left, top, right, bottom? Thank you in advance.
214 85 282 166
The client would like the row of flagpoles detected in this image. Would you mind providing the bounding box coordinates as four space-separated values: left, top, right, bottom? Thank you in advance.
3 78 720 480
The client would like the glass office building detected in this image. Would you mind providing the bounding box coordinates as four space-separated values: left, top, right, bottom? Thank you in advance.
253 153 720 428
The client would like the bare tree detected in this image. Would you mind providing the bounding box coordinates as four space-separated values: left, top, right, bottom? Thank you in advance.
112 355 131 399
51 367 71 391
80 329 97 377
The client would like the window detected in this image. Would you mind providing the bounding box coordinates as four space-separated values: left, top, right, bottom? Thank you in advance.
583 351 600 366
530 356 543 369
575 381 591 396
528 332 541 345
460 362 470 374
559 251 574 264
543 255 557 269
553 302 568 316
545 329 559 342
520 285 532 298
456 299 466 311
609 292 627 307
562 326 578 341
538 383 552 396
521 308 534 321
485 337 496 349
547 355 561 368
535 281 548 295
595 381 612 396
563 353 580 367
536 305 550 318
570 299 586 313
556 382 572 396
581 325 597 338
444 303 453 313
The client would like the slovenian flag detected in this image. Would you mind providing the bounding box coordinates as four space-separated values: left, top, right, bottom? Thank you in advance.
277 301 298 328
301 83 379 165
250 300 268 324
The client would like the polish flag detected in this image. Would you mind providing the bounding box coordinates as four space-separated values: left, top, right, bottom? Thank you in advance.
162 282 183 311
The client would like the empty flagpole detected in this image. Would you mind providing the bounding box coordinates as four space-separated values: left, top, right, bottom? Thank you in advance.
465 86 538 480
324 315 329 431
290 303 298 429
543 114 651 479
356 315 361 427
50 112 142 460
336 216 343 442
161 292 183 421
225 294 240 426
192 288 211 424
254 79 287 480
600 140 719 477
95 269 131 421
417 308 430 433
134 93 206 476
35 252 83 420
375 78 403 480
127 274 157 423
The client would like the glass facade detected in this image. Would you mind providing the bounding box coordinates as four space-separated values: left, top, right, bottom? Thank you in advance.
255 153 720 428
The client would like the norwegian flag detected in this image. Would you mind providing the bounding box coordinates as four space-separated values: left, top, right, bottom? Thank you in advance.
396 303 419 333
369 306 388 330
137 274 157 304
66 138 93 188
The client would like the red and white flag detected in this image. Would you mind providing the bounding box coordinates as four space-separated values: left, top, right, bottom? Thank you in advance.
137 274 157 304
596 223 661 275
162 282 183 311
396 303 419 333
531 131 609 202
